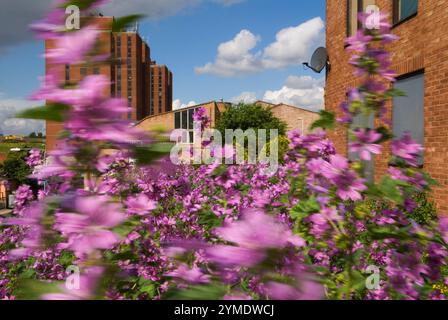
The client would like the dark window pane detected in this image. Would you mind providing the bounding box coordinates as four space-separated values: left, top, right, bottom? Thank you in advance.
393 72 424 164
348 113 375 181
400 0 418 21
65 65 70 81
189 131 194 144
182 111 188 129
188 109 194 129
175 112 180 129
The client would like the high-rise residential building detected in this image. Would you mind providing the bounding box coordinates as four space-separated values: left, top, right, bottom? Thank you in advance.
44 16 172 150
150 62 173 116
325 0 448 211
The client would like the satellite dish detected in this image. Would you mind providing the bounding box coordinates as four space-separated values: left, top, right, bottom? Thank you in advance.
303 47 329 73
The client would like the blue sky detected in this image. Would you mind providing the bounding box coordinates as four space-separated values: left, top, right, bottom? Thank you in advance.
0 0 326 134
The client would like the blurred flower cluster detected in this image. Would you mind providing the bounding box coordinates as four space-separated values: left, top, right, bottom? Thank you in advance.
0 2 447 301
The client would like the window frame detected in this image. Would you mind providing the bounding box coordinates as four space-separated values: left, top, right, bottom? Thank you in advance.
393 0 418 27
392 70 425 167
347 0 364 37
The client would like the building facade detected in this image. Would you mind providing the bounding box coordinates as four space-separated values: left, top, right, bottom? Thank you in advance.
325 0 448 211
150 63 173 116
136 100 319 143
136 101 229 142
45 16 173 150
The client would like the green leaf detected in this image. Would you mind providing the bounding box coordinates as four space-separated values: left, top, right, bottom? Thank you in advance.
311 110 336 130
113 217 141 238
198 210 224 230
134 142 173 165
368 226 412 241
112 15 145 32
137 277 157 298
290 197 320 220
376 126 393 144
14 278 62 300
378 176 407 204
165 284 227 300
16 103 70 122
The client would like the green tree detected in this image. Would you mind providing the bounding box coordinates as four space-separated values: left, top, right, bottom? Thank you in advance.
0 151 33 189
216 103 287 139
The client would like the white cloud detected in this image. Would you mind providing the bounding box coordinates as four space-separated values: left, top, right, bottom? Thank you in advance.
173 99 197 110
195 17 325 77
262 17 325 69
229 75 324 112
0 96 45 135
263 75 324 112
195 30 262 77
230 91 257 104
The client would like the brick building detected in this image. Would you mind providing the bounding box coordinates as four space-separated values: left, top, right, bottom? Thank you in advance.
136 100 319 143
325 0 448 211
150 63 173 116
45 16 173 150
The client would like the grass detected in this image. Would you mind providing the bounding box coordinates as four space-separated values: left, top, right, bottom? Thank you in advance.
0 141 45 156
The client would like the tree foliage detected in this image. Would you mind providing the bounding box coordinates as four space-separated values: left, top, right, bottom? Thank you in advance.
215 103 287 139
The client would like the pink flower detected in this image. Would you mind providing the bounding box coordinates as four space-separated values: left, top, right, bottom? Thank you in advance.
216 209 305 250
125 194 157 216
321 155 367 201
46 26 101 64
391 133 423 167
3 203 45 258
42 266 104 300
349 128 382 161
166 264 210 284
55 196 125 258
265 275 323 300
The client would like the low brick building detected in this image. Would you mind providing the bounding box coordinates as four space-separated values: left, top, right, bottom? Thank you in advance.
325 0 448 212
136 100 320 142
255 101 320 134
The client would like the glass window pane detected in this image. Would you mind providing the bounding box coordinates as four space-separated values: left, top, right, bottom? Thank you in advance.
182 111 188 129
393 72 424 164
400 0 418 21
348 113 375 181
189 131 194 144
188 109 194 130
175 112 180 129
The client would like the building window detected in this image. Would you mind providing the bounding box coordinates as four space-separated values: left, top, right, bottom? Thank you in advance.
393 71 424 164
174 108 197 143
348 113 375 181
347 0 376 37
80 67 87 77
65 64 70 81
175 112 181 129
188 109 194 130
394 0 418 24
93 67 100 75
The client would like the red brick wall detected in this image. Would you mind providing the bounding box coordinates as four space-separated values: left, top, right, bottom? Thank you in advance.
326 0 448 212
150 64 173 116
